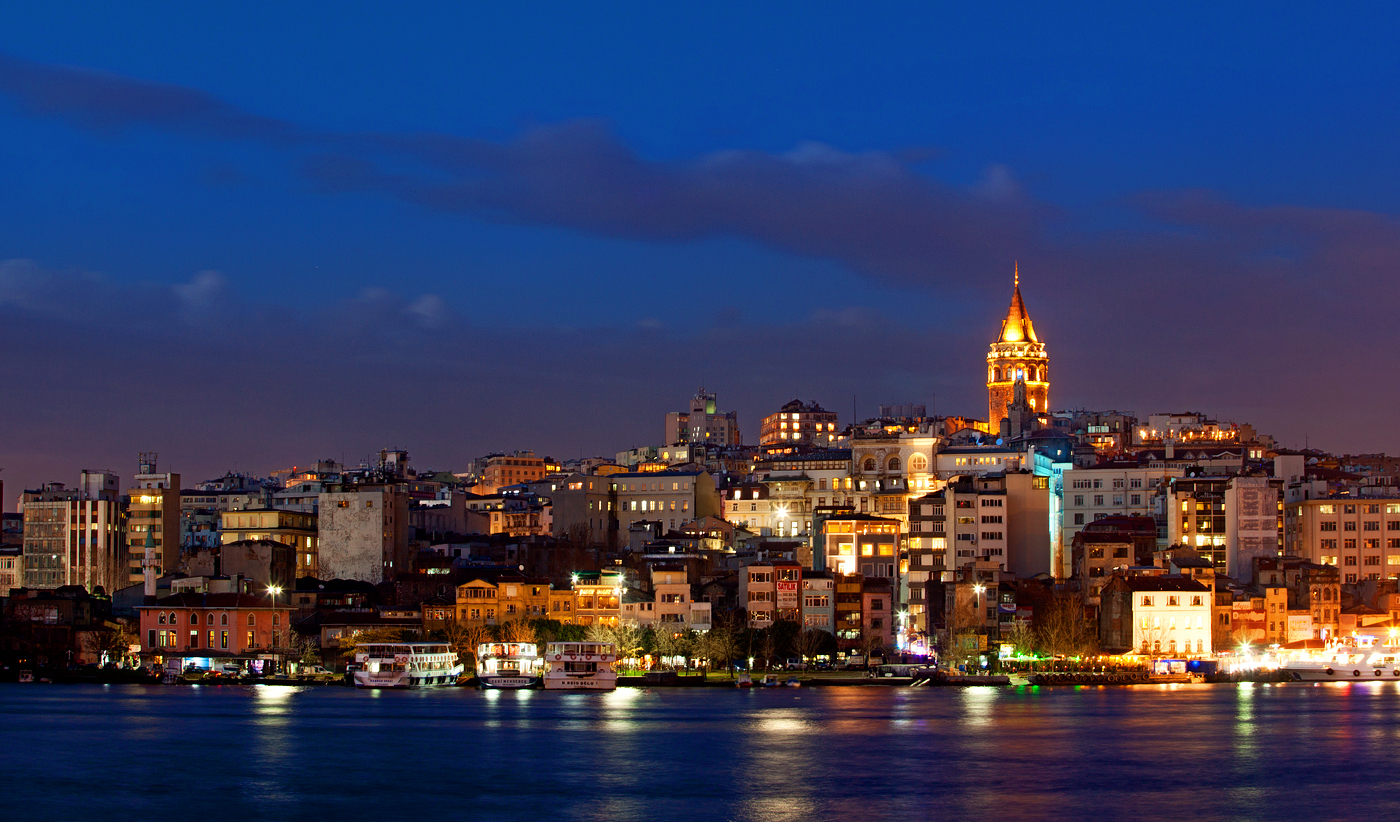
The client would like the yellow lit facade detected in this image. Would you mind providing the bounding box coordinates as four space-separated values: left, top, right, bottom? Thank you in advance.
220 509 319 577
986 266 1049 427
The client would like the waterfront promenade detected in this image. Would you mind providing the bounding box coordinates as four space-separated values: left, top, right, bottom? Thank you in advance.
5 682 1400 821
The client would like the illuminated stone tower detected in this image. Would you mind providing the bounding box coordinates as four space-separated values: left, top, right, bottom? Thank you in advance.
986 265 1048 427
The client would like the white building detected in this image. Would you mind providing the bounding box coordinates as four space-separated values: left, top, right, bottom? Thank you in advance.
1100 575 1213 657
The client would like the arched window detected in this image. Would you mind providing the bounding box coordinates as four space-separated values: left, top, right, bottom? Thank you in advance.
207 613 215 626
1168 640 1176 653
273 614 281 626
862 458 876 471
1029 367 1039 381
158 612 166 625
190 613 199 625
1153 641 1161 654
1140 641 1149 653
220 613 228 626
909 454 928 473
887 457 901 471
993 367 1002 381
247 614 256 626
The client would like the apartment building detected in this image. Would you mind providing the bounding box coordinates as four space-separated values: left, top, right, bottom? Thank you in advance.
21 471 125 593
1294 497 1400 583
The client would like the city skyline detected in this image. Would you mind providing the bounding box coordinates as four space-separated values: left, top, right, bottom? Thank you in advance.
5 6 1400 502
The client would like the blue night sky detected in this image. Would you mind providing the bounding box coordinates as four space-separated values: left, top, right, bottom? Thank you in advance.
3 3 1399 502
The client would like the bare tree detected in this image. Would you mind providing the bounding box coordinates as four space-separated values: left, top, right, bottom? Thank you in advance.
439 619 492 671
697 614 743 678
83 622 136 666
795 627 826 665
1035 597 1099 659
500 619 537 645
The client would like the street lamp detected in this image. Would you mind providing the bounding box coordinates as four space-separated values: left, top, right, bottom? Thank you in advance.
267 585 283 673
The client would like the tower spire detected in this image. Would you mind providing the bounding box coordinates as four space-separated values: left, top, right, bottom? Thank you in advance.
1014 260 1019 289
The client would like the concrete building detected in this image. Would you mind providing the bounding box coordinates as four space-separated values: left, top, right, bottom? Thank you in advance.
316 485 411 583
0 546 21 597
850 420 939 518
759 399 840 447
1166 475 1284 576
220 509 318 578
571 569 630 627
475 451 549 495
800 571 835 633
1099 575 1213 656
137 592 293 661
739 560 802 628
126 455 181 586
21 470 125 593
1061 460 1182 555
910 473 1050 576
1293 498 1400 584
550 469 719 548
665 388 741 447
183 539 295 593
649 564 712 632
819 514 899 578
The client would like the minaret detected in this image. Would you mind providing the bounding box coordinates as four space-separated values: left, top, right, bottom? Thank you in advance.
142 527 157 604
986 264 1049 427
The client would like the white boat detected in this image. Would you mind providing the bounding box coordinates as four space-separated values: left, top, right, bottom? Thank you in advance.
1283 648 1400 681
476 642 543 689
352 642 464 688
542 641 617 691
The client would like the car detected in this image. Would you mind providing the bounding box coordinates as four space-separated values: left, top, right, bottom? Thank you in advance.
784 658 807 670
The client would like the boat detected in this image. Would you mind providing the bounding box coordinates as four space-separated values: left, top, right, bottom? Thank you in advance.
18 670 34 683
1282 647 1400 682
476 642 543 689
736 672 753 688
352 642 464 689
541 641 617 691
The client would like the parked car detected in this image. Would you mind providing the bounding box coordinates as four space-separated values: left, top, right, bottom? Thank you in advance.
784 658 807 671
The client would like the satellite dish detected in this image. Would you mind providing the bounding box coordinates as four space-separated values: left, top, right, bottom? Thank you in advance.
996 438 1004 446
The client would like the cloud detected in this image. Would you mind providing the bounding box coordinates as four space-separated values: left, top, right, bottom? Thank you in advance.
0 259 969 505
0 53 299 142
3 55 1400 497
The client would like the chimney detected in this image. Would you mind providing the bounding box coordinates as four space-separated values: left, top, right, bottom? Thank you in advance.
1165 439 1175 460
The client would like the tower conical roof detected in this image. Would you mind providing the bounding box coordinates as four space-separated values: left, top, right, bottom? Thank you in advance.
997 264 1038 344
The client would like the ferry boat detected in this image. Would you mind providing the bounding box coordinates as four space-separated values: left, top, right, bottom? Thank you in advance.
476 642 543 689
542 641 617 690
352 642 464 689
1283 647 1400 681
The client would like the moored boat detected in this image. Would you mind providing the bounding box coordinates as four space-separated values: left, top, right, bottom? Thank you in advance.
477 642 543 689
352 642 463 688
1283 648 1400 681
542 641 617 691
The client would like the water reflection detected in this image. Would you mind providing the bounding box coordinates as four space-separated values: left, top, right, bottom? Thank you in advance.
6 683 1400 821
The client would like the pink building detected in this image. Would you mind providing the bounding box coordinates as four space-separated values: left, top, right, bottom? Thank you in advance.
137 593 293 662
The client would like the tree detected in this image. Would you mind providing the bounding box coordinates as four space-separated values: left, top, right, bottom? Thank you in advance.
1035 597 1099 660
436 619 492 671
337 626 405 661
653 628 695 670
499 619 537 645
282 627 321 665
794 627 826 665
697 613 744 677
939 589 984 671
1004 620 1037 659
83 621 136 666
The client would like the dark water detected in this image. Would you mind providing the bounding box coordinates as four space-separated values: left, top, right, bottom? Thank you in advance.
4 681 1400 821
